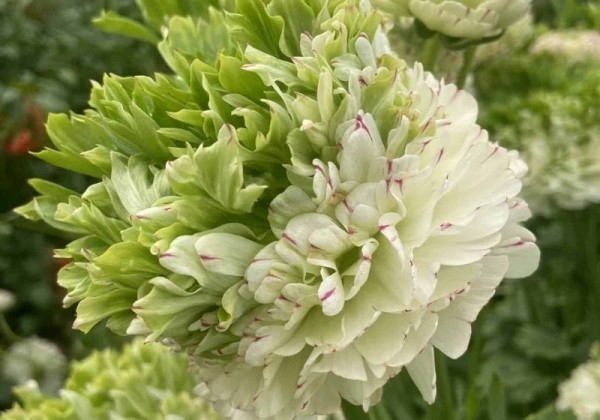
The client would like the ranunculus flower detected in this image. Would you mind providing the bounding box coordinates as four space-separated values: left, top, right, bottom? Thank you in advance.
15 0 539 418
191 12 538 418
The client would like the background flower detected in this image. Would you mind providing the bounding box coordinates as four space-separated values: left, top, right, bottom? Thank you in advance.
2 338 219 420
1 337 67 396
372 0 530 46
556 344 600 419
476 29 600 215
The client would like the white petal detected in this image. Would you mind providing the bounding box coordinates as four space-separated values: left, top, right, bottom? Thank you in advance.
430 315 472 359
406 344 437 404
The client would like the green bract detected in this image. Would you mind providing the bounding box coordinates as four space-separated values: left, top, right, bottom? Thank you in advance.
2 339 219 420
16 0 540 417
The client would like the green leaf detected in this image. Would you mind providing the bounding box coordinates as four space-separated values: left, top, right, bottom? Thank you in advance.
93 10 160 44
34 149 104 178
267 0 316 56
227 0 286 58
28 179 79 202
218 55 265 100
94 241 167 278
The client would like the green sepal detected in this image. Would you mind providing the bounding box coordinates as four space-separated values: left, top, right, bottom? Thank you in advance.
227 0 286 59
92 241 168 288
55 197 128 244
133 275 219 341
167 125 266 213
73 285 137 334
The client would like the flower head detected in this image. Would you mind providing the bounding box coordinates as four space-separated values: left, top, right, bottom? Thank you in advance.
190 13 538 419
14 0 539 417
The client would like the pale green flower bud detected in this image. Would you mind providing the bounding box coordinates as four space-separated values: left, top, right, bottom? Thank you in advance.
2 339 220 420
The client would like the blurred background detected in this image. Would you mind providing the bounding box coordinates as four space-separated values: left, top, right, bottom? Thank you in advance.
0 0 599 418
0 0 162 409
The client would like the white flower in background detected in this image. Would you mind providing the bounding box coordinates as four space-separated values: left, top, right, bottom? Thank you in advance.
373 0 530 40
475 12 533 64
557 345 600 419
2 337 68 395
493 95 600 214
192 60 539 418
0 288 15 312
530 30 600 63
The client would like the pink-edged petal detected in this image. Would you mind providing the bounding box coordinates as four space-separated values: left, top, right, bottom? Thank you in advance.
318 269 345 316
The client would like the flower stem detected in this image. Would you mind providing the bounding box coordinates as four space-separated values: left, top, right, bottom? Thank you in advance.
0 314 19 344
456 46 477 89
422 36 441 73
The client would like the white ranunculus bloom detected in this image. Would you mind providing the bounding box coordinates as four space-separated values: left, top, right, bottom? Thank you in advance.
557 345 600 419
373 0 530 40
192 62 539 418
